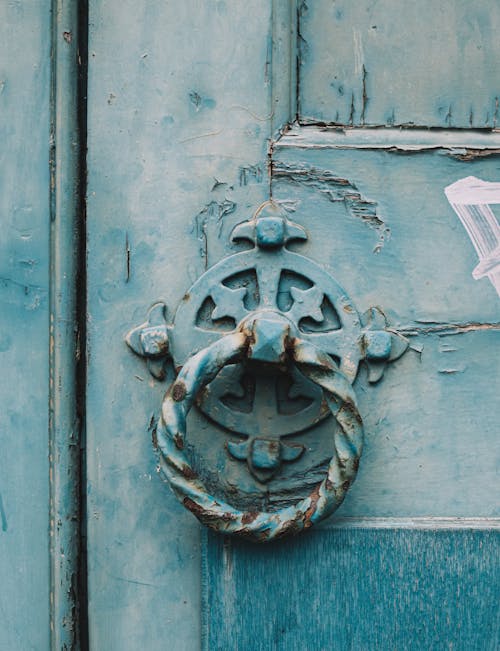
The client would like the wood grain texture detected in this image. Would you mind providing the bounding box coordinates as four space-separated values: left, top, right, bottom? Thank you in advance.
299 0 500 127
0 2 51 649
204 528 500 651
85 1 289 647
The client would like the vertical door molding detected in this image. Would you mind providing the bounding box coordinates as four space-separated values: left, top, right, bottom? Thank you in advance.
49 0 87 647
0 0 86 648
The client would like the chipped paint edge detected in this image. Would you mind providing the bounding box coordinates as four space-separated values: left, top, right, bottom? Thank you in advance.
275 124 500 152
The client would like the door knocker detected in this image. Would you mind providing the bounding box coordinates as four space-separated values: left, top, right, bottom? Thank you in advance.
126 202 408 542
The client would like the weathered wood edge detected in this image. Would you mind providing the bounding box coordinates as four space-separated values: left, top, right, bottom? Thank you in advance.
275 124 500 150
49 0 87 648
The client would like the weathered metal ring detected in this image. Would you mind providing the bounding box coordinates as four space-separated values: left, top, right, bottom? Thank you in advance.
156 329 364 542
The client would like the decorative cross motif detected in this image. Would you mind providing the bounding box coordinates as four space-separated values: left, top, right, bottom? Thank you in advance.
126 202 408 493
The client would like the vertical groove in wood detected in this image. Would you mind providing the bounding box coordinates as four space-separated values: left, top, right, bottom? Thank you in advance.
270 0 297 138
49 0 88 648
269 0 298 198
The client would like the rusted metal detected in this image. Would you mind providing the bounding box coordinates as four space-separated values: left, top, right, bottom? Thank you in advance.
171 382 187 402
156 318 364 542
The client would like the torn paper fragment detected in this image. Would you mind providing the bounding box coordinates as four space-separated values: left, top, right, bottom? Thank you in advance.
445 176 500 297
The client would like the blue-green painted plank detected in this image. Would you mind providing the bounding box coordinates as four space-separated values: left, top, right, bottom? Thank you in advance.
86 1 287 648
204 528 500 651
269 142 499 518
0 2 51 649
278 125 500 151
299 1 500 127
271 0 298 136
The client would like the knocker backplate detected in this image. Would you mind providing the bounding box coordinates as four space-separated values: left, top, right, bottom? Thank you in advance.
171 247 362 437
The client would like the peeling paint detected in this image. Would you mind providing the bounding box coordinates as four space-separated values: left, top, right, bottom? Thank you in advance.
125 232 131 283
188 90 216 112
399 321 500 337
446 148 500 161
211 178 228 192
193 199 237 265
438 366 466 375
360 64 368 125
238 164 263 186
272 161 389 252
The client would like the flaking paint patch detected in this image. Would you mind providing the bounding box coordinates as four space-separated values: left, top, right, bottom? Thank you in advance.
438 366 466 375
188 90 216 112
399 321 500 336
193 199 237 266
238 165 263 186
125 232 131 283
272 161 389 252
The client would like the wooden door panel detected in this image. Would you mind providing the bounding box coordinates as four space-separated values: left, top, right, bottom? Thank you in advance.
85 2 499 649
85 1 281 647
299 0 500 127
202 126 500 647
270 128 500 521
0 3 52 648
204 528 499 651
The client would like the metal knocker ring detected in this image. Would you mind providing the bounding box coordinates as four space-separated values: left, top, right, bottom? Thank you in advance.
156 312 364 543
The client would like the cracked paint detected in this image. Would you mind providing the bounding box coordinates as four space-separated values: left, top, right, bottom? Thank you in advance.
272 161 389 251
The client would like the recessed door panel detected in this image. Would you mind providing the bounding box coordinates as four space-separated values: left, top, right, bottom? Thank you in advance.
299 0 500 127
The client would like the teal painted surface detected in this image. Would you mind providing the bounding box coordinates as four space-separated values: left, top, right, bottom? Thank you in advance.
299 1 500 127
86 1 281 647
0 2 51 649
85 2 500 649
1 0 497 647
270 134 499 517
274 132 500 324
204 529 500 650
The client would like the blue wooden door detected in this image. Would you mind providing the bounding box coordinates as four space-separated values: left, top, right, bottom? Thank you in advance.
84 2 499 649
2 2 498 649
